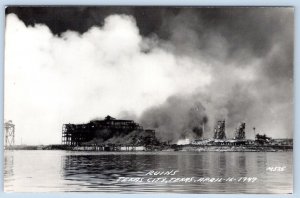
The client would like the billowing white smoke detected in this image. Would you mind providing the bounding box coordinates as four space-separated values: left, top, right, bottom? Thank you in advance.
5 11 293 144
5 14 212 144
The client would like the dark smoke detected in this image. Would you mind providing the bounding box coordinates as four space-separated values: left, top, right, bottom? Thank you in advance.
139 95 208 143
139 8 294 141
7 7 293 143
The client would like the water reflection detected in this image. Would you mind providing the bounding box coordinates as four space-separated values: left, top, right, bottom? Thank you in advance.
4 152 14 175
4 151 14 188
4 151 293 193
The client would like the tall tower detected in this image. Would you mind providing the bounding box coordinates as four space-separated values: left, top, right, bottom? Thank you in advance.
234 122 246 140
4 120 15 149
214 120 226 139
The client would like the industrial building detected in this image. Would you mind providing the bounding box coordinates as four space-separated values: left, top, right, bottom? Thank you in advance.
62 115 156 147
61 116 292 151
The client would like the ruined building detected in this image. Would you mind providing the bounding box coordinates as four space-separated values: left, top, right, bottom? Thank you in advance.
255 133 271 144
214 120 226 140
234 122 246 140
62 115 156 146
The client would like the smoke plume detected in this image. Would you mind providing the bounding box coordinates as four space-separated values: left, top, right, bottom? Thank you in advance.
4 8 293 144
139 8 294 141
140 95 208 143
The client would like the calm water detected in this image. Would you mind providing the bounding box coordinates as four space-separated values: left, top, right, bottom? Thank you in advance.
4 150 293 193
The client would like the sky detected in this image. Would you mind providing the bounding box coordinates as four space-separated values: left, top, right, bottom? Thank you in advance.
4 7 294 145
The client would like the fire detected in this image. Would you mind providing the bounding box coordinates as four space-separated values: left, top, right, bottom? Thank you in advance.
177 138 190 145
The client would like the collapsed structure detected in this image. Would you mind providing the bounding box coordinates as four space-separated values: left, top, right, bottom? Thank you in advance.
194 120 249 146
62 116 292 150
214 121 245 141
62 115 156 147
214 120 226 140
255 133 271 144
234 122 246 140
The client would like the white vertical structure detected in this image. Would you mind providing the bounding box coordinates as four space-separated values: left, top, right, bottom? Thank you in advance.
4 120 15 149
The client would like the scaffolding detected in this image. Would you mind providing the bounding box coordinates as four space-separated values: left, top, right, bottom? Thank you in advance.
62 115 144 146
4 120 15 149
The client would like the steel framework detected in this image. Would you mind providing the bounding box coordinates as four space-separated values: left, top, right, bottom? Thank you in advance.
4 120 15 149
62 115 144 146
235 122 246 140
214 120 226 139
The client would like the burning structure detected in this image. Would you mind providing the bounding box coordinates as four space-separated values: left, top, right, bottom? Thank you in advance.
211 120 249 146
255 133 271 144
61 116 292 151
234 122 246 140
214 120 226 140
193 121 249 146
62 115 157 147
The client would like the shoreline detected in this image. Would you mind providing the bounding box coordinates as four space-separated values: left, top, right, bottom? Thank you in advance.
4 144 293 152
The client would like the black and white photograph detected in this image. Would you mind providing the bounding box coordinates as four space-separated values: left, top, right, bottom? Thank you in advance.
3 6 294 193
